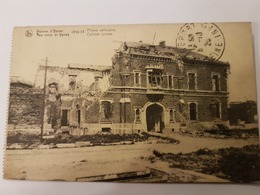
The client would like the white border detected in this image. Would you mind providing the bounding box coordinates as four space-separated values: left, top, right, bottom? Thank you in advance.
0 0 260 194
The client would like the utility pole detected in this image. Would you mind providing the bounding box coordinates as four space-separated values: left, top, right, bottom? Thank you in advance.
152 32 156 45
40 57 50 141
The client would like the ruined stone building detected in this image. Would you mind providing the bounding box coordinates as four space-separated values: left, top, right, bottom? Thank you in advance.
83 41 230 134
228 101 258 125
34 64 110 131
8 42 230 135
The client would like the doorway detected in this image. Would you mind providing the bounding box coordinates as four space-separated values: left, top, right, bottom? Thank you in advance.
146 104 164 132
61 109 69 126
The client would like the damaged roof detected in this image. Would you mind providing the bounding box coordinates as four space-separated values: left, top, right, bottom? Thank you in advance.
10 76 33 87
118 41 228 65
68 64 111 71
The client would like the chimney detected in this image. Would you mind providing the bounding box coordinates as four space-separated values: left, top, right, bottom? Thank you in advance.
159 41 166 47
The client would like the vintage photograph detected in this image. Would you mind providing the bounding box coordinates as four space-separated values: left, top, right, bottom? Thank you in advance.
4 23 260 183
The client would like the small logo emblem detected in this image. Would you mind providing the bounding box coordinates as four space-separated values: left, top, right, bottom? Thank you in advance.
25 30 33 37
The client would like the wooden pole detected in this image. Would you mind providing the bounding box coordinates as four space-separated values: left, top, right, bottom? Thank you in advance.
152 32 156 44
40 57 48 141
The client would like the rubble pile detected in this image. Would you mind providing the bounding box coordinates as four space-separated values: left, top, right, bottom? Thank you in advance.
181 126 259 139
151 145 260 183
6 132 179 150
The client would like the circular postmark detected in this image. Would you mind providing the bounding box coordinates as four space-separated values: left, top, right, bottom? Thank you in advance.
176 23 225 61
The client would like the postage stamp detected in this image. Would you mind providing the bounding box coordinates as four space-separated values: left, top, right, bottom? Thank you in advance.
4 23 259 183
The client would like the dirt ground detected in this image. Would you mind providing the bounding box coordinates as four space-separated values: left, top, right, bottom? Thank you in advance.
4 133 259 183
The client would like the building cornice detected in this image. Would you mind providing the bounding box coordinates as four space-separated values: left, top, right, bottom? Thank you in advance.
106 90 228 98
110 85 229 94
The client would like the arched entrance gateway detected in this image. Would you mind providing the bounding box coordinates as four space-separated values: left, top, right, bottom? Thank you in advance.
146 103 164 133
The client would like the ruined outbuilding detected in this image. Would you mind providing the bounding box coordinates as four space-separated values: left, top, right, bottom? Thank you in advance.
34 64 111 132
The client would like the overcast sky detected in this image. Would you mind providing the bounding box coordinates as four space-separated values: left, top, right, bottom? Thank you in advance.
10 22 256 102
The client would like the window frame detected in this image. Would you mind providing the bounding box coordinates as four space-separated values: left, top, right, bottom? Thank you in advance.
211 73 221 91
134 106 142 124
168 108 176 123
167 75 174 89
133 71 141 87
100 100 113 123
68 74 77 90
188 101 198 121
146 69 163 88
187 72 197 90
210 101 222 119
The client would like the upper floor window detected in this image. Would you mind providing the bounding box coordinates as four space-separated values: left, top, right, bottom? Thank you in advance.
168 75 174 88
48 82 59 102
147 69 162 88
48 83 58 94
69 75 77 90
69 81 76 90
120 73 130 87
134 71 141 86
212 74 220 91
187 72 197 90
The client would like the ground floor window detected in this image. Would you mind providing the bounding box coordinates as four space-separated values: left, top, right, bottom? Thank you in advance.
61 109 69 126
134 107 141 123
169 108 176 123
100 101 113 122
210 101 222 119
189 102 198 120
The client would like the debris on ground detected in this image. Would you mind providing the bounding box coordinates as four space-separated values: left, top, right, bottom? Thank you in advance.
180 128 259 139
149 144 260 183
6 131 179 150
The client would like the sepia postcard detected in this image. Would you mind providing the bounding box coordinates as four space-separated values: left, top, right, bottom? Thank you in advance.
4 22 260 183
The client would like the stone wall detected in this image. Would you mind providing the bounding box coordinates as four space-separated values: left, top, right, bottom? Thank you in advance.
8 83 43 127
101 92 228 122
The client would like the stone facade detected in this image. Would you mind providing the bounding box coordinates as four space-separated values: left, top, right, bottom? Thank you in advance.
34 64 111 131
84 41 230 134
8 77 43 130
